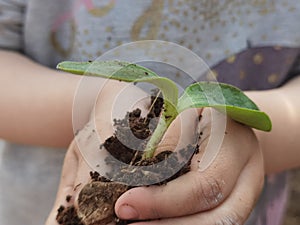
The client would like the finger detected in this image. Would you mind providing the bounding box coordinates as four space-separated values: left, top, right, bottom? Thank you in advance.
72 154 96 198
115 119 256 220
128 148 264 225
115 153 247 220
54 141 79 204
154 108 200 154
45 141 79 224
115 170 232 221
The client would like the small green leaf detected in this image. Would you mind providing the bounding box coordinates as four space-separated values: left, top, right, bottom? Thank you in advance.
57 61 178 107
57 60 180 158
178 82 272 131
57 61 158 80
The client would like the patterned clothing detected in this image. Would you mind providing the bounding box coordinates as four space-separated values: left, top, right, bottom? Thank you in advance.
0 1 299 224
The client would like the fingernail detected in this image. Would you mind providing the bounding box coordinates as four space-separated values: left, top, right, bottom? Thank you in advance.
117 204 139 220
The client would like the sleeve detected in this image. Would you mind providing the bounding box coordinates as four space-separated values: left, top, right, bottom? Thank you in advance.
290 52 300 76
284 49 300 83
0 0 26 51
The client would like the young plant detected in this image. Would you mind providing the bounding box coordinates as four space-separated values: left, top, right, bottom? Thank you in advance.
57 60 272 159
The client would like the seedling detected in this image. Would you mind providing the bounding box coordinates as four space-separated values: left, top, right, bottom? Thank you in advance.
57 60 272 159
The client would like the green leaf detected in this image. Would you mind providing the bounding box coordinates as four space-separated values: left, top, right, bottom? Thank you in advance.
57 60 180 158
57 61 157 80
57 61 178 108
178 82 272 131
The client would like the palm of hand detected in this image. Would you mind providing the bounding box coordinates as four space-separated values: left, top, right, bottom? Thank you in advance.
46 98 264 225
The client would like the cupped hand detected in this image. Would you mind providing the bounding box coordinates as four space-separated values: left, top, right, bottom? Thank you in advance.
114 107 265 225
46 80 264 225
45 80 151 225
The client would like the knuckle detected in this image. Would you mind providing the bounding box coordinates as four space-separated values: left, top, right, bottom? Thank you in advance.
215 212 244 225
202 176 225 208
149 205 163 219
146 193 164 219
192 175 225 210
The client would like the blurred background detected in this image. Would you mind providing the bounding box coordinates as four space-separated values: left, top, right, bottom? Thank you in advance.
284 169 300 225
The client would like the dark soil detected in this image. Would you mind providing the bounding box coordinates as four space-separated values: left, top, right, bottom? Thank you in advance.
56 90 199 225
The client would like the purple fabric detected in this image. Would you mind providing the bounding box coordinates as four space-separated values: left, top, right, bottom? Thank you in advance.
211 46 300 90
211 46 299 225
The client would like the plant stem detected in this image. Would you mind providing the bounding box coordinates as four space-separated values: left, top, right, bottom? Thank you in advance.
142 101 177 159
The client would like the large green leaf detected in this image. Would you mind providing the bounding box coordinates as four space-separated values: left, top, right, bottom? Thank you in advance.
178 82 272 131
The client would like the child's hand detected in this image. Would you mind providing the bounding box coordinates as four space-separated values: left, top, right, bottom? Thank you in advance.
46 89 264 225
45 136 87 225
114 108 264 225
45 81 150 225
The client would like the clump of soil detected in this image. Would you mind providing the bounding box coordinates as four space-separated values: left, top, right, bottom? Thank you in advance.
56 91 200 225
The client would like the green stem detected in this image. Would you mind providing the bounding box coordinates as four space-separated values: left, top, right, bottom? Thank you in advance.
143 101 178 159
